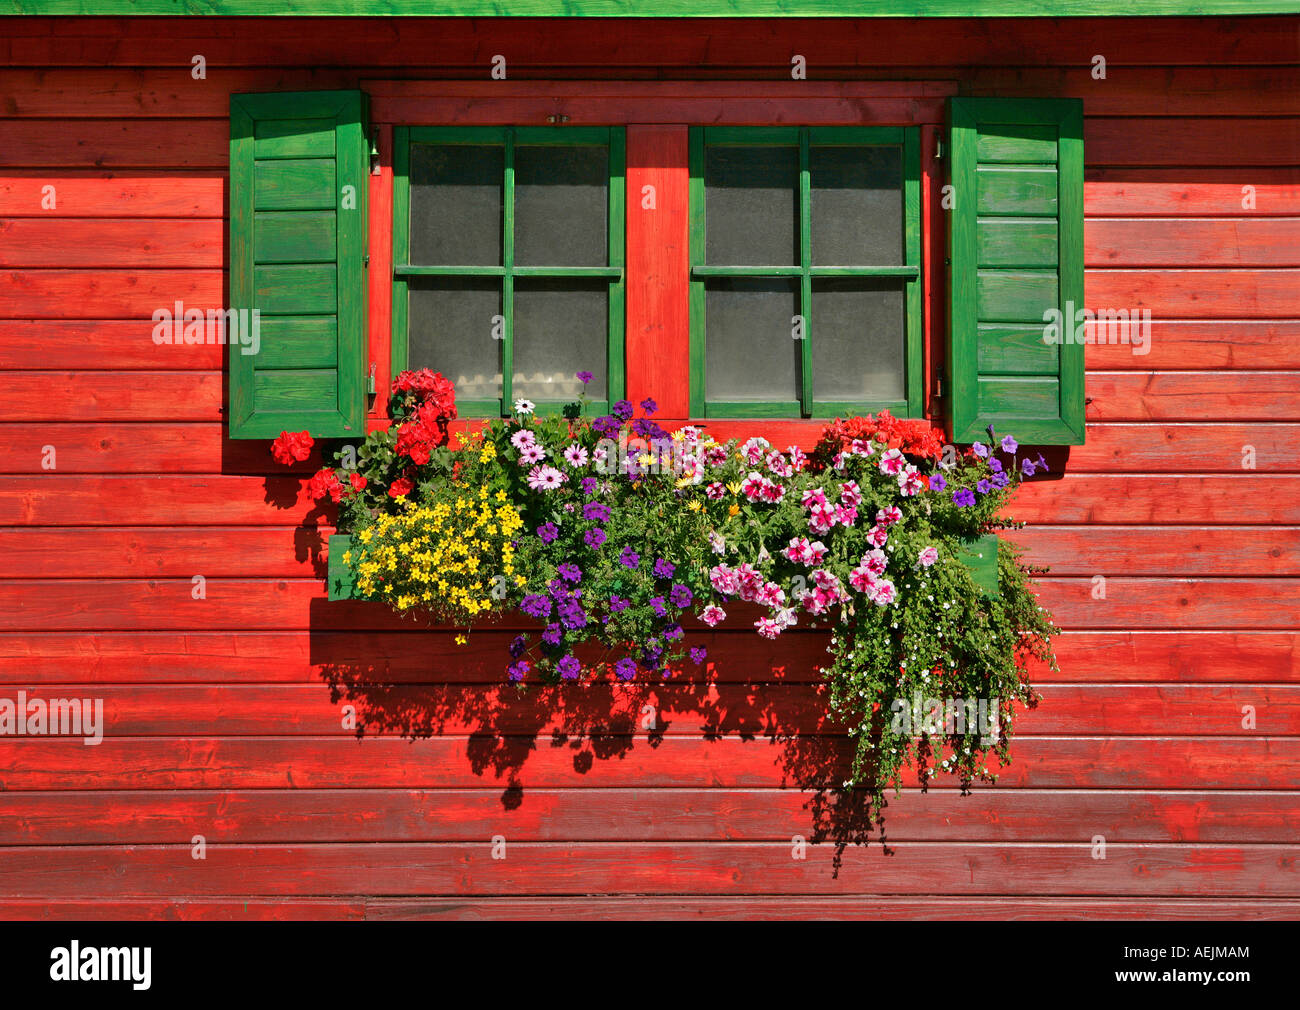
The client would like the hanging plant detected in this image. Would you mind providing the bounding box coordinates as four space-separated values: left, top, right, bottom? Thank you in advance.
274 369 1057 826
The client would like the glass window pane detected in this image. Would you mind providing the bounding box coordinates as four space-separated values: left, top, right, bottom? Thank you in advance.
409 143 503 266
705 278 800 402
705 145 799 266
811 278 905 402
514 144 609 267
408 277 503 401
513 279 608 401
810 146 903 266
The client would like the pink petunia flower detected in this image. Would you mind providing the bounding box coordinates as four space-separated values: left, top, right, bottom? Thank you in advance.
876 506 903 527
865 524 889 548
878 448 906 475
700 603 728 627
918 546 939 567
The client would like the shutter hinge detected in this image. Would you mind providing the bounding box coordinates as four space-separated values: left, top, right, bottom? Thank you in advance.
364 254 369 268
370 130 381 176
368 363 377 395
934 367 946 399
935 138 945 160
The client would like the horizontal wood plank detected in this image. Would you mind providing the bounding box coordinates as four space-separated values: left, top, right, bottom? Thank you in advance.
0 631 1292 684
0 270 224 318
7 17 1296 68
0 218 225 268
0 576 1292 631
0 374 221 422
0 841 1295 897
1085 217 1300 267
1084 372 1300 421
1085 269 1300 318
0 120 228 169
0 171 226 218
2 787 1296 845
1 682 1293 737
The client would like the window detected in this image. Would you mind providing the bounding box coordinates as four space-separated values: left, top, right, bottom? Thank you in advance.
226 87 1084 445
688 127 922 419
392 126 625 416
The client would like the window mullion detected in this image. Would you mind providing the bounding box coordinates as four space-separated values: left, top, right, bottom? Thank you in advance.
502 129 515 416
798 128 813 418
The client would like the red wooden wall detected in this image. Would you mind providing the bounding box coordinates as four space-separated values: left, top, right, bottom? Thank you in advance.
0 15 1298 920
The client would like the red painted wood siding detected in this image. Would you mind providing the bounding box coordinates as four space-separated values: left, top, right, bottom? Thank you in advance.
0 15 1298 921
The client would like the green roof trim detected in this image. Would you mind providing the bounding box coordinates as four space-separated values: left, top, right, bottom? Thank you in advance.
2 0 1294 16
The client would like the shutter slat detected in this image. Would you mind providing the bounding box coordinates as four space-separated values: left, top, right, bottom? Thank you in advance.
949 97 1085 446
228 90 367 440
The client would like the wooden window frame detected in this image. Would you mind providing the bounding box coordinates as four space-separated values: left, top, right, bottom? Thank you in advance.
687 124 923 420
392 125 626 417
365 81 952 443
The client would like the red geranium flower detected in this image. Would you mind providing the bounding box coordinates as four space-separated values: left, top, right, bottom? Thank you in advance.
306 467 344 503
388 477 414 498
270 430 313 465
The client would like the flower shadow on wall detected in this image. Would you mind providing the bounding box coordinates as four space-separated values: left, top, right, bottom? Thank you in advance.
304 596 889 868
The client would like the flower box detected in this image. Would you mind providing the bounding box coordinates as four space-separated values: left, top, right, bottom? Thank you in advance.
327 531 1001 602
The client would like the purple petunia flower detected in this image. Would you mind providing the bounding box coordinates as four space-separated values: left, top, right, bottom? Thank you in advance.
1035 453 1049 473
620 547 640 569
557 562 582 583
1001 435 1019 454
991 471 1010 489
689 646 707 665
609 594 630 613
509 635 528 658
507 659 530 682
650 596 668 618
557 655 581 680
613 399 634 421
520 594 552 619
537 521 559 543
1022 459 1038 477
975 479 992 494
584 528 607 549
592 415 620 436
669 584 693 608
614 657 637 681
663 623 684 641
653 558 676 579
640 397 658 416
583 502 612 523
576 370 593 385
542 623 563 646
953 488 976 508
987 458 1003 473
642 640 664 661
971 442 989 458
929 473 947 493
581 476 599 495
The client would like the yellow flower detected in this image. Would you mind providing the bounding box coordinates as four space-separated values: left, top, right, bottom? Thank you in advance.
726 481 742 496
455 633 467 645
728 503 740 517
687 500 702 512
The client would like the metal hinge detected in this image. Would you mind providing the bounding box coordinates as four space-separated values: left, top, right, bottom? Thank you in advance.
370 129 381 175
935 138 946 160
368 363 377 395
935 368 946 398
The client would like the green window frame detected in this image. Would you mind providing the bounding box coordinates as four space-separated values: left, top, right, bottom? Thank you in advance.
392 125 626 417
688 126 923 419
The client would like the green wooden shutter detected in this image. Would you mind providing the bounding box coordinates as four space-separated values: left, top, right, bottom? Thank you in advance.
228 91 368 439
947 97 1085 446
